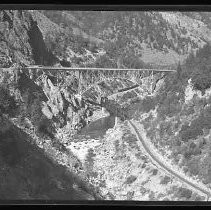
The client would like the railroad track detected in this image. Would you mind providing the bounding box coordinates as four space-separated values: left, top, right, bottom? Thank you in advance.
128 120 211 201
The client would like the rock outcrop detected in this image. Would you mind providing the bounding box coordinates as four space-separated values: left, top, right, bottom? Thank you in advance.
0 10 102 200
0 10 58 68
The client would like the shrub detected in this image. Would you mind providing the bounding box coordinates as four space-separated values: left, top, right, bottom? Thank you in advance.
160 175 171 185
198 155 211 184
142 96 156 113
187 156 200 176
180 126 203 142
0 86 19 117
37 117 55 139
93 54 116 68
181 104 195 116
122 54 147 69
28 98 43 126
179 112 211 142
191 66 211 94
177 187 192 199
179 115 210 142
152 168 158 176
156 90 182 118
125 175 137 184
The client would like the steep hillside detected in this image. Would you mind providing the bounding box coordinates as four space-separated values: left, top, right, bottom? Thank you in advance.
0 115 94 200
0 10 104 200
39 10 104 45
182 12 211 30
7 10 210 69
0 10 103 69
67 11 211 67
2 9 211 201
0 10 60 68
82 121 205 201
129 43 211 188
0 10 34 67
67 43 211 201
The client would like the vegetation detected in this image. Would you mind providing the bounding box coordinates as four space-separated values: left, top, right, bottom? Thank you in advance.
0 124 91 199
70 11 204 58
92 54 116 68
0 86 19 117
3 9 211 200
183 44 211 93
191 66 211 94
135 43 211 186
160 176 171 185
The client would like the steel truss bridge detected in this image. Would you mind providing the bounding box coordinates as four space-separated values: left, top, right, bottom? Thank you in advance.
26 66 177 95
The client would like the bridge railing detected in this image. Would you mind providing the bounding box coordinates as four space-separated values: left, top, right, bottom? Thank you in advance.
25 66 177 72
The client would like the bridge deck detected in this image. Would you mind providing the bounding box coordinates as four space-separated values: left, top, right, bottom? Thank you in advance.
26 66 177 72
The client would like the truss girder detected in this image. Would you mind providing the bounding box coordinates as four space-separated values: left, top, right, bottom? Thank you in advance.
24 67 173 96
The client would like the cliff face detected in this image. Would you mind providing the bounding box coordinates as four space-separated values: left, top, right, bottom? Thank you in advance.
0 10 102 200
0 10 33 67
18 70 94 139
0 10 58 68
28 18 58 66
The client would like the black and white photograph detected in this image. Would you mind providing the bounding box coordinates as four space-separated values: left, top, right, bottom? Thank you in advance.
1 6 211 204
